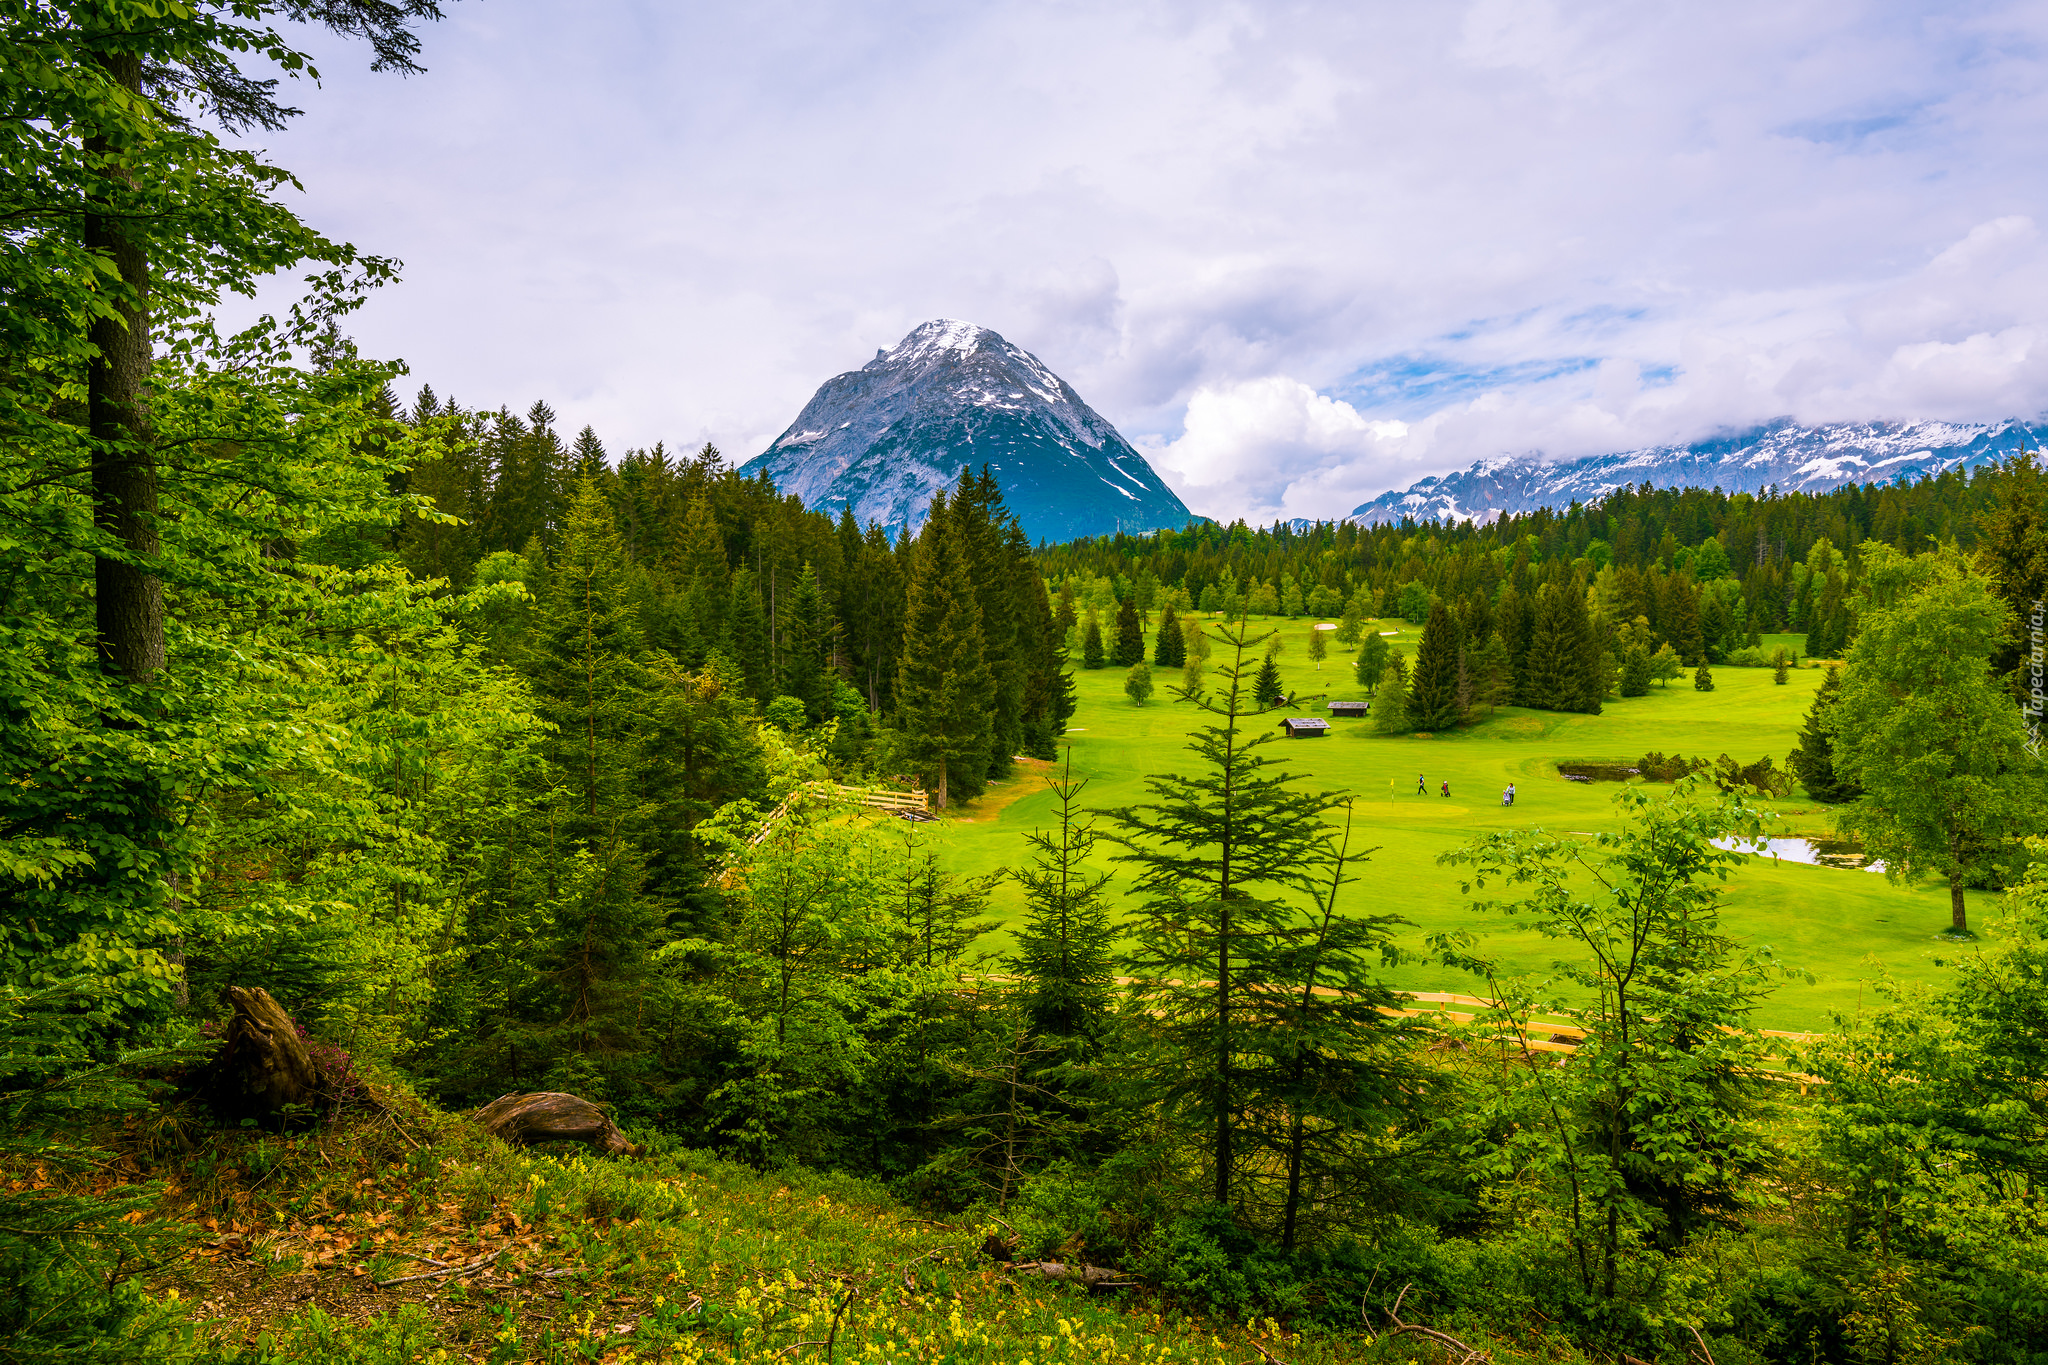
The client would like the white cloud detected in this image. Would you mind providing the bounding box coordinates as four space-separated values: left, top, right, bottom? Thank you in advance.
227 0 2048 522
1141 378 1410 522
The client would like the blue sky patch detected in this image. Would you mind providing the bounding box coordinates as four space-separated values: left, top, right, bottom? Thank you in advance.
1336 354 1601 417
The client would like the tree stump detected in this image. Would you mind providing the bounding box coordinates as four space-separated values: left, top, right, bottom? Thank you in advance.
206 986 322 1123
473 1093 641 1156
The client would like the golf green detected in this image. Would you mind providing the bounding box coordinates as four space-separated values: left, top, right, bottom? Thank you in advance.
914 618 1975 1032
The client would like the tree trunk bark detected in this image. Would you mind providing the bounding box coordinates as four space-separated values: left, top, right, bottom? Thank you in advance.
474 1092 641 1155
85 53 163 685
205 987 323 1122
1952 878 1969 934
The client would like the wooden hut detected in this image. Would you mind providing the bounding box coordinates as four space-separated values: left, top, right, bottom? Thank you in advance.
1326 701 1369 719
1277 717 1329 739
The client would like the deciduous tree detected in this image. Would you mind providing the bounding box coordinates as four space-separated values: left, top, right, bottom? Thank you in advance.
1828 544 2044 934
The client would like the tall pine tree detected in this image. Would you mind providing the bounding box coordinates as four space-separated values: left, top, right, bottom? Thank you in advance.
780 563 836 724
1107 622 1344 1209
1154 604 1187 668
528 478 651 834
896 495 995 808
1523 579 1603 714
1012 754 1115 1050
726 568 773 702
1405 599 1463 731
1112 592 1146 667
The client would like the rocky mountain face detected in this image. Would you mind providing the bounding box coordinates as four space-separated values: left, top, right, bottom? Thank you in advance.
738 320 1192 544
1347 417 2046 525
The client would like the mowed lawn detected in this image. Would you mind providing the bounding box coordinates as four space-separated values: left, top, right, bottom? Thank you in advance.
918 619 1974 1032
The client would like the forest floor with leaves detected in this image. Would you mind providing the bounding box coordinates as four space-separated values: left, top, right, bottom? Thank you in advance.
54 1073 1578 1364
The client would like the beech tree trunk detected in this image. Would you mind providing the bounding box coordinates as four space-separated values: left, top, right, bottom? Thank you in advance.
86 52 163 685
207 986 323 1121
474 1092 641 1156
1952 877 1969 934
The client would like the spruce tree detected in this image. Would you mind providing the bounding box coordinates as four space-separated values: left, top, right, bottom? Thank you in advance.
1693 661 1715 692
1700 591 1733 663
1107 622 1344 1208
779 562 837 724
1790 664 1861 803
726 568 773 702
1013 753 1116 1048
1154 604 1187 668
1253 652 1285 707
1081 616 1106 669
1664 574 1708 665
1499 585 1537 702
952 468 1030 779
1531 581 1589 712
1620 646 1652 697
1472 631 1512 715
517 477 662 1096
1805 573 1850 658
896 495 995 808
1523 580 1603 714
1112 592 1146 667
1406 599 1462 731
1054 580 1079 635
569 423 608 479
528 478 650 834
1011 523 1072 760
1232 802 1425 1247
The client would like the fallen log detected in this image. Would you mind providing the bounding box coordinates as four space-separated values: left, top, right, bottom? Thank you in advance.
1007 1259 1136 1290
203 986 323 1124
473 1092 641 1156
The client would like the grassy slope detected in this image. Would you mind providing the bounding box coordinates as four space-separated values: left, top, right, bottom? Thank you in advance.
143 1092 1534 1364
927 620 1963 1032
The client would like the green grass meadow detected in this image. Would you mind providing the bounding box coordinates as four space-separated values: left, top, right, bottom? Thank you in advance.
921 619 1971 1032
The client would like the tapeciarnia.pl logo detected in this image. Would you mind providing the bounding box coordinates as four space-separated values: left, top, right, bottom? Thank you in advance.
2028 600 2044 758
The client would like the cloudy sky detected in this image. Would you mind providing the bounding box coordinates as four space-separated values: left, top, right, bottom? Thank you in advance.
242 0 2048 523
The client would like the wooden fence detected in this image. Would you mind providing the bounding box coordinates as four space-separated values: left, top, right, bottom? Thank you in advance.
743 781 930 848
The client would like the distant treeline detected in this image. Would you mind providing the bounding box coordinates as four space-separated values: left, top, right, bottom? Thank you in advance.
1036 461 2046 681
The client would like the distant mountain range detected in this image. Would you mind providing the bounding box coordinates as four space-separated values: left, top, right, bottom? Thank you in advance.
738 320 1193 544
1347 418 2046 526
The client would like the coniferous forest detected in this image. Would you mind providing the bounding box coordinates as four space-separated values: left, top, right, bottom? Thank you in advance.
8 7 2048 1365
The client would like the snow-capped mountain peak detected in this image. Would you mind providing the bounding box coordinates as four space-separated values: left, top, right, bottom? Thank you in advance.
739 321 1192 542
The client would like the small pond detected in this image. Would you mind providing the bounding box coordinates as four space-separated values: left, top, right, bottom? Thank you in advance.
1710 836 1885 872
1557 762 1639 783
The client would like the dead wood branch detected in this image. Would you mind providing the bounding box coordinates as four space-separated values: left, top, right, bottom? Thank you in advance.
1382 1284 1491 1364
375 1248 503 1288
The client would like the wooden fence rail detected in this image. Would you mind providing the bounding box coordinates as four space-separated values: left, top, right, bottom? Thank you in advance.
742 781 930 848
